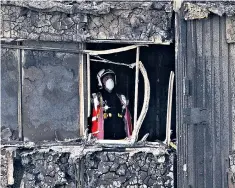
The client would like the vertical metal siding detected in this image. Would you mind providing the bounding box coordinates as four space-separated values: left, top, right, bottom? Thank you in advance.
177 15 233 188
176 12 187 188
204 16 213 188
230 44 235 152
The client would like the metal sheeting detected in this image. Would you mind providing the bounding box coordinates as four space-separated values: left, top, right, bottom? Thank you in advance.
177 14 234 188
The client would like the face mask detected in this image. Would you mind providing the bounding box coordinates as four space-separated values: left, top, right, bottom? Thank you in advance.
105 78 114 91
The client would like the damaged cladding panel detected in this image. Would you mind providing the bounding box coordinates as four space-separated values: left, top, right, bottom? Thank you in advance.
22 43 80 141
0 1 173 43
1 49 19 141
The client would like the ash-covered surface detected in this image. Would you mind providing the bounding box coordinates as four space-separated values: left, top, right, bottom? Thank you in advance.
1 145 174 188
20 151 77 188
0 5 86 42
22 49 80 141
87 7 172 42
1 1 173 42
84 151 174 188
1 49 19 141
183 1 235 20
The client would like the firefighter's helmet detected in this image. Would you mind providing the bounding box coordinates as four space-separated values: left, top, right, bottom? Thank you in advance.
97 69 116 89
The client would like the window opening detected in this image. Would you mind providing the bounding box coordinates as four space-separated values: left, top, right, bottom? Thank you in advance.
86 43 176 144
85 44 149 144
138 44 176 142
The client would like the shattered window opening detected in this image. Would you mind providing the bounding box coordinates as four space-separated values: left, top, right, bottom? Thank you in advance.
85 44 146 144
86 43 176 144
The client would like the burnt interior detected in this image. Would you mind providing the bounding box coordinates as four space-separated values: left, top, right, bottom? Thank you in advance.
87 43 176 141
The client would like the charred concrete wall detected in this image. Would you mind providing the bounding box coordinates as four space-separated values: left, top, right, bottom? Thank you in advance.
84 150 173 188
1 146 174 188
1 1 175 188
0 1 173 43
183 1 235 20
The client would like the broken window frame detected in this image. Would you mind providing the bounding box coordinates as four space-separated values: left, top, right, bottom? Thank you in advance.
82 44 151 145
2 42 173 145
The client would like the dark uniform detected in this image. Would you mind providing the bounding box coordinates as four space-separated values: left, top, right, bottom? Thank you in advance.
100 89 126 139
89 69 132 140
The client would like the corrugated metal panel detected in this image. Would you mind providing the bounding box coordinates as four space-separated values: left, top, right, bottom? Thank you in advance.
177 14 233 188
175 12 187 188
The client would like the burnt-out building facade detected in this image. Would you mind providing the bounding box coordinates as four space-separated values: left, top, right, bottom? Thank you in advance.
1 1 235 188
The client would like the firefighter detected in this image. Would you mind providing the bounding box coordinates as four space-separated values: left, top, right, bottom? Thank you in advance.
89 69 132 140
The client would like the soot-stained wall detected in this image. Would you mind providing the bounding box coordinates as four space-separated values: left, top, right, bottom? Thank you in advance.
1 49 19 141
1 146 174 188
22 46 80 141
1 1 173 43
1 43 81 142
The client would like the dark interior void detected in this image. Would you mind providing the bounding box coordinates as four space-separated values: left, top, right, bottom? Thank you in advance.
87 43 175 141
